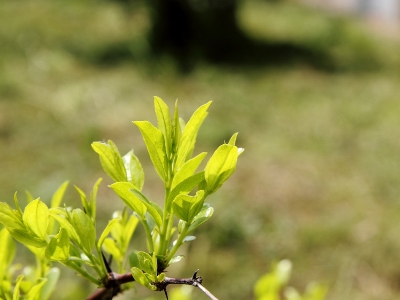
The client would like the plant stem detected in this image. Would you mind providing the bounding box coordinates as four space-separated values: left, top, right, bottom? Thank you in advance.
141 218 154 252
165 221 189 262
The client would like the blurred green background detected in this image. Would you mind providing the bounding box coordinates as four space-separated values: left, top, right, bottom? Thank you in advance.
2 0 400 299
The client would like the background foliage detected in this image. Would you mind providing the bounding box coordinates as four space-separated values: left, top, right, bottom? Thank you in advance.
1 0 400 299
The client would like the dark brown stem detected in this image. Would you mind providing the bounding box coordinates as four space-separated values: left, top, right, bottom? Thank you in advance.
86 270 219 300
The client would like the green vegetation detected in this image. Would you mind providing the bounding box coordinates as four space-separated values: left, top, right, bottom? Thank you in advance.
1 0 400 299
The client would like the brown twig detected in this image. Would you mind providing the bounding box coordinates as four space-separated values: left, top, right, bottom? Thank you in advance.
86 270 219 300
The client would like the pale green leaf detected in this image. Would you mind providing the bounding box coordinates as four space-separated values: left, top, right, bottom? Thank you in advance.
110 182 147 217
7 228 47 248
131 267 154 290
49 210 80 245
41 268 60 300
0 228 15 276
97 218 120 250
154 96 172 156
45 228 70 261
137 251 156 277
204 144 238 193
0 202 25 230
26 278 47 300
71 209 96 254
173 190 205 223
175 101 211 169
92 141 127 182
188 205 214 232
23 199 49 240
133 121 166 181
13 275 24 300
168 172 205 209
123 151 144 191
50 181 69 208
103 238 123 260
172 152 207 190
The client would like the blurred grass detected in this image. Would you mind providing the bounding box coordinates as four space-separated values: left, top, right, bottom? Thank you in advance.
2 0 400 299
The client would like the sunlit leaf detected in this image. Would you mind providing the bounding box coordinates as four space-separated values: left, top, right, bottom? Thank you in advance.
41 268 60 300
51 181 69 208
110 182 147 217
92 140 127 182
23 199 49 240
49 209 80 245
204 143 239 193
45 228 70 261
0 228 15 276
154 96 172 157
172 152 207 190
97 218 120 250
188 205 214 232
71 209 96 254
13 275 24 300
168 171 205 209
26 278 47 300
123 151 145 191
175 101 211 169
133 121 166 181
137 251 157 278
173 190 205 223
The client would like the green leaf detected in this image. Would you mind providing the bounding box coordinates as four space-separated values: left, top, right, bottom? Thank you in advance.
171 152 207 190
49 209 80 245
0 228 15 276
188 205 214 232
168 171 205 208
26 278 47 300
7 228 47 248
123 151 145 191
13 275 24 300
131 267 155 290
154 96 172 157
45 228 70 261
50 181 69 208
128 188 163 228
23 199 49 240
133 121 166 181
175 101 211 170
0 202 25 230
41 268 60 300
103 238 123 260
97 218 120 250
92 140 127 182
172 190 205 223
71 209 96 254
129 250 140 269
137 251 156 278
204 143 239 193
110 182 147 217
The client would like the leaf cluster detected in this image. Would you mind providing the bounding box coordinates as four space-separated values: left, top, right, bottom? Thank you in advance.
0 98 243 298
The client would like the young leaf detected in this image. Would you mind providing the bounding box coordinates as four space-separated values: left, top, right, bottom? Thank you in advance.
41 268 60 300
92 140 127 182
51 181 69 208
123 150 145 191
45 228 70 261
131 267 155 290
97 218 120 251
13 275 24 300
128 188 163 228
204 143 239 194
0 202 25 231
188 205 214 233
23 199 49 240
71 209 96 254
0 228 16 277
168 171 205 208
103 238 123 261
171 152 207 190
175 101 212 169
26 278 48 300
172 190 205 223
133 121 166 181
110 182 147 217
137 251 157 278
154 96 172 156
49 209 80 245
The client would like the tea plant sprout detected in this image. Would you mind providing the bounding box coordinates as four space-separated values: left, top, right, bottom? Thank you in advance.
0 97 243 300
